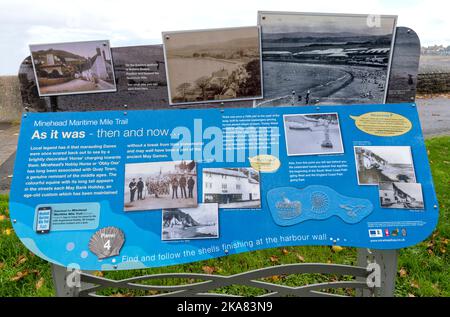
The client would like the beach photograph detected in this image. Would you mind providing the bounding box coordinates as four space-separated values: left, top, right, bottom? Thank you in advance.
163 26 263 105
162 204 219 240
354 146 416 185
283 113 344 156
257 12 397 107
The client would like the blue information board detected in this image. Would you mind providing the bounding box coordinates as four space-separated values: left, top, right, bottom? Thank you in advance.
10 103 438 270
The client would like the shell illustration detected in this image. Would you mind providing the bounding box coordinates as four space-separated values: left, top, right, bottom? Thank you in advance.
88 227 125 259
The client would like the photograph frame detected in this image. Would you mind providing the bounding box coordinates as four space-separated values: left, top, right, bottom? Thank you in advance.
378 182 425 210
123 160 198 212
162 25 264 106
202 167 262 210
257 11 398 106
353 145 417 186
29 39 117 97
283 112 345 157
161 203 220 241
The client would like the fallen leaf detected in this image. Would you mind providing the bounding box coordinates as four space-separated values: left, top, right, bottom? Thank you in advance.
0 215 6 221
399 267 408 278
0 262 5 269
14 255 27 267
269 256 279 263
281 249 289 255
440 247 446 254
296 253 305 262
202 266 216 274
410 281 420 289
269 275 281 282
10 270 29 282
3 228 12 236
408 293 415 297
427 249 434 255
331 245 344 253
36 277 45 290
93 271 104 277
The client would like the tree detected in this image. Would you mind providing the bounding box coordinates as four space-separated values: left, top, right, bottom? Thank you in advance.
195 76 210 100
176 82 191 102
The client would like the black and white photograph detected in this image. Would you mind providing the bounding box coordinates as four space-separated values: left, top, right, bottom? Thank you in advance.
202 167 261 209
354 146 416 185
283 113 344 156
162 204 219 241
256 12 397 107
379 182 424 210
29 40 116 96
124 160 197 211
163 26 263 105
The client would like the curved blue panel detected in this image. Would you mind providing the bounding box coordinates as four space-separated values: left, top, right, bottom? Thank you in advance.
9 103 439 270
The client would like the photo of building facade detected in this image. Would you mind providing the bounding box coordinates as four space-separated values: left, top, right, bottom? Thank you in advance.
30 40 116 96
202 168 261 209
379 182 424 209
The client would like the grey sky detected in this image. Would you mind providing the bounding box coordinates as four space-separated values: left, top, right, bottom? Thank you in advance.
1 0 449 75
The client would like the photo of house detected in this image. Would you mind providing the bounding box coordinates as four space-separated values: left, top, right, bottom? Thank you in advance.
202 167 261 209
256 12 397 107
354 146 416 185
379 182 424 209
283 113 344 156
30 40 116 96
163 26 263 105
162 204 219 241
124 160 197 211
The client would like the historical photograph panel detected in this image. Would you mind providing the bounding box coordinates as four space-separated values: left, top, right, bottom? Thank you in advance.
202 167 261 209
354 146 416 185
124 160 197 211
162 203 219 241
163 26 263 105
257 12 397 107
29 40 116 96
379 182 424 210
283 113 344 156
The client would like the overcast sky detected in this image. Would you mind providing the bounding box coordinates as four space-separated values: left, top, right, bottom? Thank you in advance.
1 0 449 75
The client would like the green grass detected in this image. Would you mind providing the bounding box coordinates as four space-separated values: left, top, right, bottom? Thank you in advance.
0 136 449 297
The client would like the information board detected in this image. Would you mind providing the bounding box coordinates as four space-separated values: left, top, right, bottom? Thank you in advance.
10 103 438 270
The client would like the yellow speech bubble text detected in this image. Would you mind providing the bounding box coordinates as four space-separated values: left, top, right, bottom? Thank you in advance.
350 112 412 137
249 155 281 173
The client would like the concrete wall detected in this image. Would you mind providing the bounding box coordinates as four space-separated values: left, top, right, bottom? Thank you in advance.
0 76 22 123
416 72 450 94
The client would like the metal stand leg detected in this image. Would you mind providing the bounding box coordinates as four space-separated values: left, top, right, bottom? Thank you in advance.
51 264 80 297
356 249 398 297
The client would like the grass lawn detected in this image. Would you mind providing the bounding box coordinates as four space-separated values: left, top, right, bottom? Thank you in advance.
0 136 448 297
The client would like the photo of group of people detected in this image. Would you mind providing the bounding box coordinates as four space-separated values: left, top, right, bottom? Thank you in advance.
354 146 424 210
124 161 262 241
124 160 197 211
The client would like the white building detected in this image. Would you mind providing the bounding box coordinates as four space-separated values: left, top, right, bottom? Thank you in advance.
203 168 260 205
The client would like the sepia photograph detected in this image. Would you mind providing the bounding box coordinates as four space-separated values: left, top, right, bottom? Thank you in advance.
379 182 424 210
162 203 219 241
29 40 116 96
124 160 197 211
283 113 344 156
163 26 263 105
256 12 397 107
354 146 416 185
202 167 261 209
